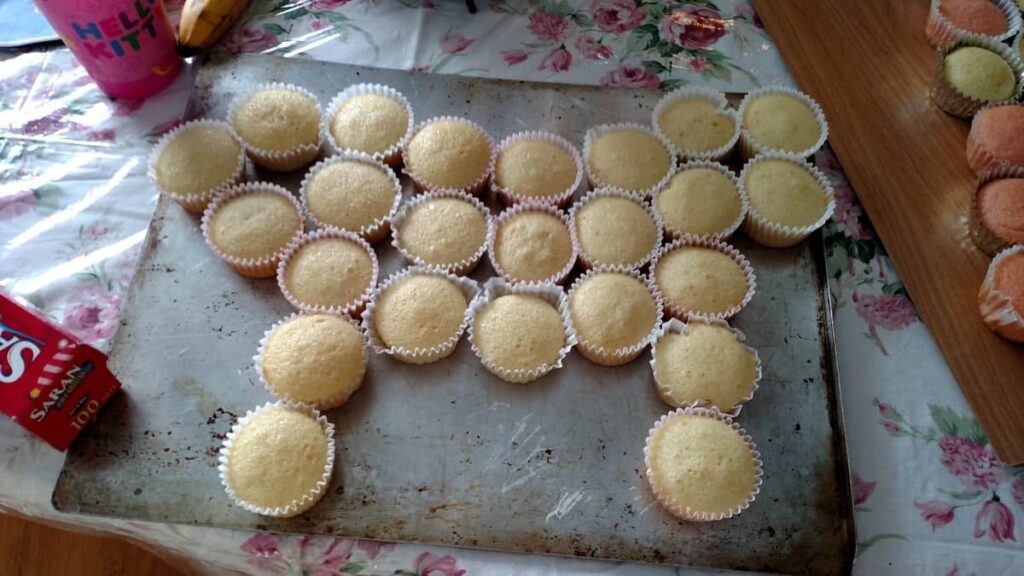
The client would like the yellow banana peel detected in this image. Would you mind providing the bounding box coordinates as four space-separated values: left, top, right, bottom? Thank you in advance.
179 0 250 49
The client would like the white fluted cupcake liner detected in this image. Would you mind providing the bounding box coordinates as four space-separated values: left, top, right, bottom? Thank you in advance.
491 131 583 208
299 152 403 244
654 160 748 241
322 83 414 169
930 36 1024 118
219 401 336 518
148 118 246 214
979 245 1024 342
566 267 664 367
643 406 763 522
253 312 368 409
583 123 678 198
926 0 1022 47
276 228 379 318
738 152 836 248
1014 29 1023 61
650 235 757 322
200 182 305 278
228 82 323 172
466 277 577 384
391 188 493 275
737 86 829 160
569 188 665 270
967 104 1024 174
360 267 481 364
652 87 741 163
649 317 761 417
969 165 1024 255
402 116 495 196
488 202 578 286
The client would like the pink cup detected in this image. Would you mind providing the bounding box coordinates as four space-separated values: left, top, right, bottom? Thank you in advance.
33 0 183 99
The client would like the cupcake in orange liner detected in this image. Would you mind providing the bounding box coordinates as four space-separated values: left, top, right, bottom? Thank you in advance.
969 169 1024 255
979 245 1024 342
967 105 1024 174
925 0 1021 47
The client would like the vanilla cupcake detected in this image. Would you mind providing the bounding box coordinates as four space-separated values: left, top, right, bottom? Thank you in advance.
652 236 756 321
230 84 322 171
654 162 745 239
404 117 494 195
324 84 413 168
392 190 492 275
931 38 1024 118
739 153 835 248
567 269 661 366
737 87 827 159
150 119 245 213
299 153 402 244
571 189 662 269
278 229 378 316
489 203 576 285
584 124 676 196
492 132 582 207
653 87 740 162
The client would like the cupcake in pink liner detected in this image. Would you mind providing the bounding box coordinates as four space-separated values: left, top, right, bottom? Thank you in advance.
739 152 836 248
391 189 493 276
583 123 676 197
467 277 577 384
254 313 367 409
402 116 495 196
969 167 1024 255
651 235 756 322
979 244 1024 342
362 267 480 364
644 406 763 522
652 87 740 163
322 83 414 169
491 131 583 208
654 160 747 241
737 87 828 161
229 83 323 172
201 182 305 278
219 401 335 518
570 188 664 270
925 0 1021 47
930 36 1024 119
299 152 403 245
650 317 761 416
967 105 1024 174
277 228 379 318
149 118 246 214
566 267 663 367
488 202 577 285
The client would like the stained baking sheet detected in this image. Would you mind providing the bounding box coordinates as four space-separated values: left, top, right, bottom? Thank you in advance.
54 53 854 575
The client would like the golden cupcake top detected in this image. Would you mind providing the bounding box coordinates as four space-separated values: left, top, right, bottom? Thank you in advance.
233 87 320 152
744 159 828 228
261 315 365 407
742 93 821 153
330 93 409 155
943 46 1016 102
284 237 373 309
657 98 736 153
494 211 574 282
226 406 330 510
570 272 658 352
208 191 302 260
587 128 673 192
375 274 469 350
575 195 659 266
406 120 492 188
473 294 565 372
656 168 742 237
156 124 240 198
655 246 748 316
304 159 397 233
398 196 488 267
655 322 758 410
494 139 578 199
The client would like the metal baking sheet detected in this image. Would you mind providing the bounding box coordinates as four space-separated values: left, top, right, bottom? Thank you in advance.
54 53 854 575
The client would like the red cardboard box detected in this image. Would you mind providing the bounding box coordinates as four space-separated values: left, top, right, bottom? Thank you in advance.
0 291 121 451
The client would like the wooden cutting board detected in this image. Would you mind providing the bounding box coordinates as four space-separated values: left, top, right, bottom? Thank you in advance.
755 0 1024 464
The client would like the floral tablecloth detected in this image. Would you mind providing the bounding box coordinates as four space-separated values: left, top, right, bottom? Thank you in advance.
1 1 1023 574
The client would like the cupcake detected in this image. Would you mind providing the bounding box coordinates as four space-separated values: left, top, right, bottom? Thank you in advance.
926 0 1021 47
737 87 827 160
584 123 676 196
403 117 494 195
652 87 740 162
362 267 479 364
219 402 334 517
299 153 402 244
970 174 1024 254
654 162 746 240
201 182 304 278
567 269 662 366
979 245 1024 342
467 279 575 384
492 131 583 207
323 84 413 168
392 189 492 275
149 119 245 214
931 39 1024 118
278 229 378 316
571 189 662 270
489 203 576 285
652 236 756 321
967 105 1024 173
257 314 366 409
739 153 836 248
651 318 761 415
230 84 322 171
644 407 762 522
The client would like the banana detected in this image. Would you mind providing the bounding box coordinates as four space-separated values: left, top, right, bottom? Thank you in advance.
179 0 250 50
